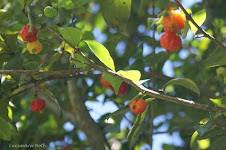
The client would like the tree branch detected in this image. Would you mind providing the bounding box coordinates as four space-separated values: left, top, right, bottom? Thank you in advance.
92 65 226 113
3 65 226 112
0 66 93 76
174 0 226 51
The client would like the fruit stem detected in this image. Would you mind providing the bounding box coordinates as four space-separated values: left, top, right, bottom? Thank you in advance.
27 6 34 33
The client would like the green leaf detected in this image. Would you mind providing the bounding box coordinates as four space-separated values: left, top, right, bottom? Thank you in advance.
58 27 82 47
73 53 90 74
2 53 23 70
195 113 213 137
145 98 155 103
102 73 121 94
83 40 115 71
164 78 200 95
200 48 226 69
104 122 121 133
117 70 141 83
99 0 131 35
190 131 199 150
189 9 206 34
7 106 12 121
0 96 9 121
155 16 163 24
182 21 190 39
147 17 159 30
127 105 150 149
37 89 59 108
104 106 129 120
78 0 92 7
0 117 12 141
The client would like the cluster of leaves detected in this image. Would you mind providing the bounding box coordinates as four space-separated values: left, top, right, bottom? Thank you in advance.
0 0 226 150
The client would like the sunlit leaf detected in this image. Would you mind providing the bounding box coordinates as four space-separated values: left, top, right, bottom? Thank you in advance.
83 40 115 71
197 138 210 149
190 131 199 150
189 9 206 34
210 97 226 116
157 24 163 34
117 70 141 83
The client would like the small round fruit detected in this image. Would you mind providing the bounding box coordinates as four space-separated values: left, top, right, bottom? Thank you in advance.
20 25 37 42
162 9 186 32
129 99 147 114
30 98 46 113
27 40 43 54
160 32 182 51
44 6 57 18
216 67 226 77
100 76 112 88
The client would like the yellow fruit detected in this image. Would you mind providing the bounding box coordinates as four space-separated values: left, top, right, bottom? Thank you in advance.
27 40 43 54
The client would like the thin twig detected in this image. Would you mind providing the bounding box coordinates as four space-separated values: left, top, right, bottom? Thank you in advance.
0 66 93 76
174 0 226 51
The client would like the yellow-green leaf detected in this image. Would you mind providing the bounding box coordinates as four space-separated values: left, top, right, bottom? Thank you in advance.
83 40 115 71
189 9 206 34
117 70 141 83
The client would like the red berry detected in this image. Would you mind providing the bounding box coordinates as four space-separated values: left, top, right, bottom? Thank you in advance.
62 146 69 150
100 76 112 88
30 98 46 113
162 9 186 33
160 32 182 51
129 98 147 114
20 25 37 42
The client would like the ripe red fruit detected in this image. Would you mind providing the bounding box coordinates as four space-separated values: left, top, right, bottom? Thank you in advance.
62 146 69 150
20 25 37 42
162 9 186 33
160 32 182 51
129 98 147 114
30 98 46 113
100 76 112 88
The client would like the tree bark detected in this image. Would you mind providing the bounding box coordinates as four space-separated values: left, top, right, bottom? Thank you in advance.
67 79 110 150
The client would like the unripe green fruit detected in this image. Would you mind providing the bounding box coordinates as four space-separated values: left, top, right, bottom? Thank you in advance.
216 67 226 77
44 6 57 18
